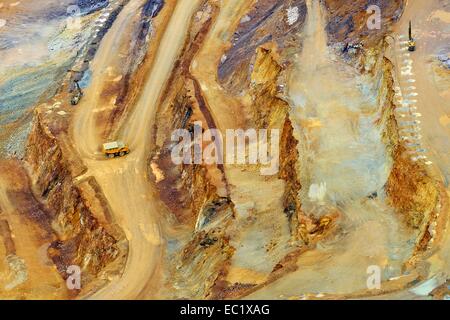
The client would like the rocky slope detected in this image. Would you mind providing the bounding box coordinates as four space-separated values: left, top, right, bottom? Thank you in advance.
324 0 404 48
25 110 127 295
0 0 448 300
0 0 114 157
218 0 307 94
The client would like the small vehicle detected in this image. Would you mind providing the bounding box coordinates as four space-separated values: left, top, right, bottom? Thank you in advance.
408 39 416 52
102 141 130 158
408 21 416 52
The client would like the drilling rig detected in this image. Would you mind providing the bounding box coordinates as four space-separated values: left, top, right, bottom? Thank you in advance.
408 21 416 52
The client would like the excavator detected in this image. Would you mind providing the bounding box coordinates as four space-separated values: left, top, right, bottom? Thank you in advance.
408 21 416 52
71 80 84 105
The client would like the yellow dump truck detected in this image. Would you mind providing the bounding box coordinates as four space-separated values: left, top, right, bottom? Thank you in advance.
102 141 130 158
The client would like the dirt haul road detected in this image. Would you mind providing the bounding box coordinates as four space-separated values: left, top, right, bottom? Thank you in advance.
73 0 146 158
72 0 201 299
392 0 450 186
390 0 450 295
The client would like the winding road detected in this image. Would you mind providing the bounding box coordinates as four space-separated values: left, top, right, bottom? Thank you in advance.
69 0 448 299
392 0 450 185
72 0 201 299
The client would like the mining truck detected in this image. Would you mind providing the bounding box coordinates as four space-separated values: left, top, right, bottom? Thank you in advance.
71 81 84 105
408 21 416 52
102 141 130 158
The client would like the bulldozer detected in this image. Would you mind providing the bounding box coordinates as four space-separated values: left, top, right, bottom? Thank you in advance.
408 21 416 52
70 80 84 105
102 141 130 158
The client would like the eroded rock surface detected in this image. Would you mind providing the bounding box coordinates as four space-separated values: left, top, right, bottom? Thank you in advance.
0 0 449 300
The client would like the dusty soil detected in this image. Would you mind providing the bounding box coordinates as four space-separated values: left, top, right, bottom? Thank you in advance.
0 0 448 300
0 160 68 299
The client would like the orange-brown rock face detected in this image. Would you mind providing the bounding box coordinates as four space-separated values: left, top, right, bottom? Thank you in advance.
1 0 449 301
374 55 444 275
324 0 404 47
150 1 226 226
25 113 127 295
387 145 439 228
218 0 307 94
377 58 440 230
0 160 69 299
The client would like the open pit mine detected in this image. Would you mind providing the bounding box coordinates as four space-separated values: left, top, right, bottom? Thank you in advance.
0 0 449 301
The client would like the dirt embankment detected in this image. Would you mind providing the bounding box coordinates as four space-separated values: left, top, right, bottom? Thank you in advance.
320 0 441 236
0 160 69 299
324 0 404 49
147 2 237 299
378 58 438 220
180 0 339 299
377 56 441 256
1 0 162 299
148 0 315 299
150 2 227 225
25 111 127 296
248 46 305 241
96 0 173 141
218 0 307 94
377 53 448 276
322 0 406 77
